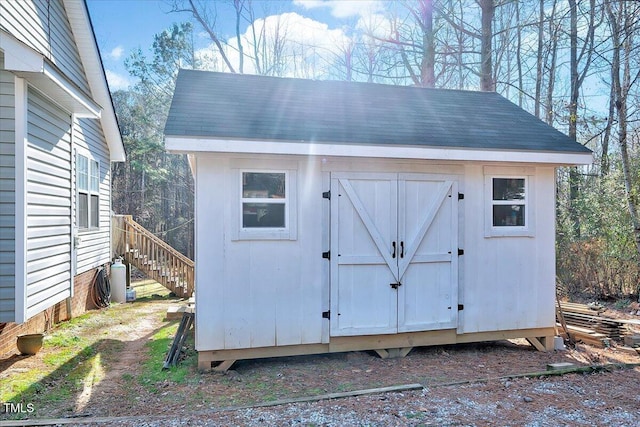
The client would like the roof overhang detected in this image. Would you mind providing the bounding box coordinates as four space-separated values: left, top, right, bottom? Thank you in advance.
63 0 125 162
165 136 594 166
1 31 101 118
0 1 126 162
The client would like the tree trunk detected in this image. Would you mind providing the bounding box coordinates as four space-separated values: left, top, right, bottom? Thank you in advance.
420 0 435 87
515 0 523 107
545 13 558 126
534 0 544 118
479 0 495 91
568 0 580 238
234 0 244 73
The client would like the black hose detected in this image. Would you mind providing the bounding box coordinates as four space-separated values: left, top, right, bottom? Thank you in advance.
91 267 111 308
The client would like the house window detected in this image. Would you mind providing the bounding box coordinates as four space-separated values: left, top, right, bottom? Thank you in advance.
77 153 99 230
241 172 287 229
492 178 526 227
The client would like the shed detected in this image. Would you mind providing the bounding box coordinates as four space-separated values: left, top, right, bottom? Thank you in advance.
164 69 592 371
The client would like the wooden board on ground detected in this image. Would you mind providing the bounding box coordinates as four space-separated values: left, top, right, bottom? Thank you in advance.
166 305 194 321
561 324 611 348
556 301 631 341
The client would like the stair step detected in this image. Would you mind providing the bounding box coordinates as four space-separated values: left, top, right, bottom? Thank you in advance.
117 220 193 298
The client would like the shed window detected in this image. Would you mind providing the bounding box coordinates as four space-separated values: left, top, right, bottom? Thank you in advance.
77 153 99 230
242 172 287 229
492 178 526 227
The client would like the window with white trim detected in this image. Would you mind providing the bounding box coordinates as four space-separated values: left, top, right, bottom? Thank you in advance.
241 171 287 229
77 153 99 230
233 167 297 241
491 177 526 227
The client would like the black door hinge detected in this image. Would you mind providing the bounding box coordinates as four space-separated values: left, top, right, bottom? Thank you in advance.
322 191 331 199
322 310 330 319
458 249 464 256
458 193 464 200
458 304 464 311
322 251 330 260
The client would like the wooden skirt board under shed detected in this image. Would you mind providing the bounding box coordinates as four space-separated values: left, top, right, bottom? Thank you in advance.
197 327 556 371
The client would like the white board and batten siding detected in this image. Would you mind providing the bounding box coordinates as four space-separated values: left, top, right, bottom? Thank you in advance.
460 164 556 334
0 0 91 94
0 54 17 322
194 154 326 351
26 87 73 319
195 154 557 353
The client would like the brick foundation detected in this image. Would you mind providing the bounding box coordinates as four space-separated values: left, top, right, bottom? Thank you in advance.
0 265 110 357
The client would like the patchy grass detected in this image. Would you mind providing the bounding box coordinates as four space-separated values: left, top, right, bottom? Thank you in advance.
137 321 200 394
131 279 171 299
0 295 182 420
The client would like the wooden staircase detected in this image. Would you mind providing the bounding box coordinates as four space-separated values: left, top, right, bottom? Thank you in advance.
112 215 194 298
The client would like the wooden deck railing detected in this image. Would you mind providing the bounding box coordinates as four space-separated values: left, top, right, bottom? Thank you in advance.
112 215 194 298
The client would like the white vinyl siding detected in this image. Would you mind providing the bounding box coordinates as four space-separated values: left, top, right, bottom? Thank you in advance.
0 0 90 93
73 118 112 273
0 62 17 322
26 87 72 319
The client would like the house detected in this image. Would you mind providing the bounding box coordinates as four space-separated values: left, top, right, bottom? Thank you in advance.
164 69 592 371
0 0 125 355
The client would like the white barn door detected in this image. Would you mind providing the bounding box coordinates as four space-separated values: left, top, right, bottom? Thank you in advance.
330 173 399 336
330 173 458 337
397 175 458 332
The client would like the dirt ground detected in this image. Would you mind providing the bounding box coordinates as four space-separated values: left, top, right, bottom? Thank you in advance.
1 290 639 427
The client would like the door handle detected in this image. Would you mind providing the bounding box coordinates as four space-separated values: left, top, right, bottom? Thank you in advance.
392 241 396 258
400 241 404 258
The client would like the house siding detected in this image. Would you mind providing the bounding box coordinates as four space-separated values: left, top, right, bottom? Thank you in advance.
73 117 112 273
0 266 104 356
0 0 90 94
25 87 73 319
0 55 17 323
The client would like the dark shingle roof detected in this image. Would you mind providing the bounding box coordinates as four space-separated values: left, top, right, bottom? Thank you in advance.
164 69 591 154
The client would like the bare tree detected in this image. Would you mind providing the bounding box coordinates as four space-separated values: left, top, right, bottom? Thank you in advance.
169 0 237 73
606 0 640 257
544 0 560 126
479 0 495 91
435 0 496 91
567 0 598 237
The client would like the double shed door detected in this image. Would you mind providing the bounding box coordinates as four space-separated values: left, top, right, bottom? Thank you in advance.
330 173 458 337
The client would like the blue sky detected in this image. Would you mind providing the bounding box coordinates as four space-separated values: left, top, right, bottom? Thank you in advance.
87 0 381 89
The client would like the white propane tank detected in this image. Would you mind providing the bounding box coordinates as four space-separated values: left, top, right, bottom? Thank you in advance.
111 258 127 303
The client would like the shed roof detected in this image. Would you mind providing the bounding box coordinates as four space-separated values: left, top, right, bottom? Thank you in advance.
165 69 591 159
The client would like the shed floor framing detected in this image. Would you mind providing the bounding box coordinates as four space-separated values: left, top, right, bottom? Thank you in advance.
198 327 555 371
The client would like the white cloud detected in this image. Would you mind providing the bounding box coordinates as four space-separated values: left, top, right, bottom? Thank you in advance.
196 12 352 79
105 69 131 90
108 45 124 60
293 0 384 19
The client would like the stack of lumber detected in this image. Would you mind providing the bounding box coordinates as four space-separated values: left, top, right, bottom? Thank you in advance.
557 301 630 348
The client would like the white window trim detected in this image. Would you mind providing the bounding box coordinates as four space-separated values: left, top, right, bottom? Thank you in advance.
76 151 100 232
484 174 535 238
232 169 298 241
